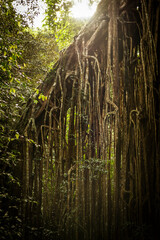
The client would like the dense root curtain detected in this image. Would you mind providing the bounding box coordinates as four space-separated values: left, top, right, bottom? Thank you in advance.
18 0 160 239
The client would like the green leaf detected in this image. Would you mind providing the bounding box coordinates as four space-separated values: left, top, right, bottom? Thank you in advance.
36 89 39 94
0 124 5 131
38 93 42 99
10 88 16 94
18 21 21 27
38 93 47 101
42 95 45 101
15 132 19 139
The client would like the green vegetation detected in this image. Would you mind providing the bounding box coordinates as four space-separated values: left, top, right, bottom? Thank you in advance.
0 0 84 239
0 0 160 240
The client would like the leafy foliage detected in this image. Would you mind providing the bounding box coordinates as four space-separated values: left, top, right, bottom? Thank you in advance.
44 0 86 50
0 1 38 239
44 0 73 29
0 1 87 239
12 0 40 26
21 28 59 85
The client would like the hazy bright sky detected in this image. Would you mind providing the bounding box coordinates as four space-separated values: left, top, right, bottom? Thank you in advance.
70 0 97 19
13 0 98 28
33 0 98 28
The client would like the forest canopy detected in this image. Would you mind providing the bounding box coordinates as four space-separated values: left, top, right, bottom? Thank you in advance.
0 0 160 240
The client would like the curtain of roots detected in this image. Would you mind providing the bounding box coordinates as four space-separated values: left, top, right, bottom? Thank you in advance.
20 1 160 239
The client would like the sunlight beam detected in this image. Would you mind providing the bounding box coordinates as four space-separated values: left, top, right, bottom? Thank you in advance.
70 0 98 19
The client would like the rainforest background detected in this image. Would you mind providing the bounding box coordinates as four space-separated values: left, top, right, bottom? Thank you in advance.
0 0 160 240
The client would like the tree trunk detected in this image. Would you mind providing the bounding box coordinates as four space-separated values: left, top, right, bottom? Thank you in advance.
18 0 160 239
